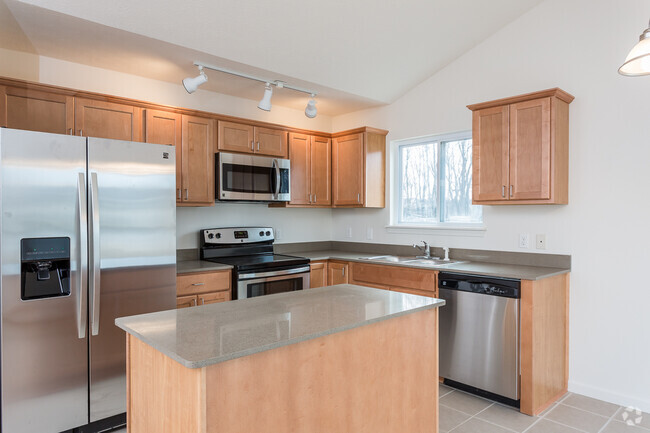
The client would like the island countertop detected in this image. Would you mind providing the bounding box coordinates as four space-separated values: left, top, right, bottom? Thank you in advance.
115 284 445 369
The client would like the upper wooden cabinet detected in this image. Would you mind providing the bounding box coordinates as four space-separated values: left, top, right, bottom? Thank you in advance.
289 133 331 206
217 120 288 158
332 128 387 208
0 86 73 135
144 109 183 202
75 98 142 141
468 88 573 205
181 115 215 206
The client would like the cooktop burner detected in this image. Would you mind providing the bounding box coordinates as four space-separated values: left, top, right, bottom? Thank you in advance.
203 253 309 272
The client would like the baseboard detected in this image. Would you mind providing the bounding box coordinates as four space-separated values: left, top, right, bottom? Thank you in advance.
568 381 650 413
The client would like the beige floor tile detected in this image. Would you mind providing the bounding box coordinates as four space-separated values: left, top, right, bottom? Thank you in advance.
601 420 650 433
614 407 650 430
439 383 455 397
449 418 513 433
439 390 493 416
439 404 472 432
562 393 621 417
545 404 610 433
525 419 586 433
476 403 538 432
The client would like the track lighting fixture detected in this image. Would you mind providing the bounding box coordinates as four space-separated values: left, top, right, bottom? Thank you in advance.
257 83 273 111
183 61 319 118
305 95 317 118
619 18 650 76
182 66 208 94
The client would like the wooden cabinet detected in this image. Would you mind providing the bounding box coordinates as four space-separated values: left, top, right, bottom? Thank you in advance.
74 98 142 141
144 109 183 202
327 261 349 285
180 115 215 206
289 133 331 206
0 86 74 134
176 270 231 308
217 121 288 158
332 127 387 208
468 88 573 205
309 261 327 288
350 262 438 297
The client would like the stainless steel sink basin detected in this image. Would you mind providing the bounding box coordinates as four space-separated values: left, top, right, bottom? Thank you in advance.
362 255 418 263
359 255 466 267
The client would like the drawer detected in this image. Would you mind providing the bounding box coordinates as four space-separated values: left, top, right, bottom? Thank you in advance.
177 270 231 296
197 291 231 305
350 262 437 293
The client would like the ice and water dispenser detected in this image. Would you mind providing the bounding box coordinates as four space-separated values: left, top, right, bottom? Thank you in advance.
20 237 71 300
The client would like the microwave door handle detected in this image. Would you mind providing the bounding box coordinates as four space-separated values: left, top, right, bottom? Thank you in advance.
273 159 280 197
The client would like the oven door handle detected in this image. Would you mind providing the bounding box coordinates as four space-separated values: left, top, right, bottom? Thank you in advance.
238 266 310 280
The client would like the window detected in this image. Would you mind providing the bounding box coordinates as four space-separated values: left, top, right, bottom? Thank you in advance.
396 132 482 226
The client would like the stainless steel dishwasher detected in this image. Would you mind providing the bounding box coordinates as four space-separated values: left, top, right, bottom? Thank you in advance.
438 272 521 407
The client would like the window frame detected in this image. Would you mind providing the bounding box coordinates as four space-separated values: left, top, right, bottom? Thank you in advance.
389 131 485 233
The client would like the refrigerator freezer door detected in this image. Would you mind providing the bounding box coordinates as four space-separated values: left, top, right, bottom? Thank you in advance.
87 138 176 422
0 129 88 433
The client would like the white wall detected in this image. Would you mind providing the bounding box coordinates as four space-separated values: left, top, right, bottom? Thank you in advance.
331 0 650 411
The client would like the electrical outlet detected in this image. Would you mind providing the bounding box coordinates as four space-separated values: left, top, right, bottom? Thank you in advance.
519 233 530 249
366 227 373 240
346 226 352 238
536 234 546 250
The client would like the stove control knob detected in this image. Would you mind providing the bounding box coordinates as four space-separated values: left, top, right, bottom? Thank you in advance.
265 231 271 236
216 233 221 239
259 231 264 237
207 233 214 239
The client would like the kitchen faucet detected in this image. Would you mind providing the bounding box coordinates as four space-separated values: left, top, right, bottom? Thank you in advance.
413 241 431 259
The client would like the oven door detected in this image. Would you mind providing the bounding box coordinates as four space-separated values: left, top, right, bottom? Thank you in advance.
237 266 310 299
217 152 290 201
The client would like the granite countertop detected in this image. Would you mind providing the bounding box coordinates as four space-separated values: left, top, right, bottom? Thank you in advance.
298 250 569 280
177 260 233 274
115 284 444 369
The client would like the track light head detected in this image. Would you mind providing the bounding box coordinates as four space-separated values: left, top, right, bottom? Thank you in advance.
182 66 208 94
258 83 273 111
305 95 317 118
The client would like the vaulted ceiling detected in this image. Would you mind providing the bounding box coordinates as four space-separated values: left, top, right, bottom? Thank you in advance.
1 0 545 115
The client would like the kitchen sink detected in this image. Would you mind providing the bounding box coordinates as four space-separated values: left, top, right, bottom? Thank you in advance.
359 256 466 267
362 255 419 263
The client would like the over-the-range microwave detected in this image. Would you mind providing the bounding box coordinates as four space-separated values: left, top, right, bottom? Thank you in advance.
216 152 291 202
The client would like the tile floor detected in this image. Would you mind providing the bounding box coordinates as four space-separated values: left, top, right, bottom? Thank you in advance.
439 384 650 433
112 385 649 433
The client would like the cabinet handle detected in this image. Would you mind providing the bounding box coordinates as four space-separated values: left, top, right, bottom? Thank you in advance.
257 141 260 151
78 129 83 136
509 185 513 197
177 189 181 200
185 189 189 200
342 267 345 277
191 298 196 307
191 282 205 286
502 186 505 198
251 140 254 151
309 194 312 203
68 128 73 135
357 193 360 203
199 297 205 305
314 194 317 203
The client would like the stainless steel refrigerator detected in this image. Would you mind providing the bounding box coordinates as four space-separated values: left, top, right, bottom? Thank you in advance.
0 128 177 433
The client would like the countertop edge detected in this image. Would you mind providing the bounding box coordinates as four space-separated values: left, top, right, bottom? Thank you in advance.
116 296 445 369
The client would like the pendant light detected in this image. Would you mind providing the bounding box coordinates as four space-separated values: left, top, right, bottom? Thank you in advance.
619 19 650 76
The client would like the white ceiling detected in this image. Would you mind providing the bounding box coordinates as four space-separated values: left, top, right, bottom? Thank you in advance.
2 0 545 116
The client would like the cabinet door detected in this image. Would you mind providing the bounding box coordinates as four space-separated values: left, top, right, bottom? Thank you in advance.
198 291 231 306
509 98 551 200
310 136 332 206
74 98 142 141
289 133 311 205
472 106 510 202
309 261 327 288
176 295 197 309
332 133 364 206
181 115 214 205
327 262 349 285
145 109 182 202
217 121 254 154
0 86 74 134
255 127 288 157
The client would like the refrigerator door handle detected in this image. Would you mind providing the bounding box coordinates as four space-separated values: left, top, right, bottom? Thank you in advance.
77 172 88 339
89 172 101 336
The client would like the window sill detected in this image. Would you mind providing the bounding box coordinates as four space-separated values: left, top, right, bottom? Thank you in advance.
385 224 486 237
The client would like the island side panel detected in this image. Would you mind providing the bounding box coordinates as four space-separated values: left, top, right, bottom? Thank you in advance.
127 334 207 433
204 309 439 433
520 273 570 415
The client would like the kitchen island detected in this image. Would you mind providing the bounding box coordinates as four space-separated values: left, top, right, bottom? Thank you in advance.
116 284 445 433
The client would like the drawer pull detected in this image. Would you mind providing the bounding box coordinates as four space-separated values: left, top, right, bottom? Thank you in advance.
192 282 205 286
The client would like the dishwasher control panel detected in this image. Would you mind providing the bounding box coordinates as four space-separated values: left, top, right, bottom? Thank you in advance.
439 273 521 298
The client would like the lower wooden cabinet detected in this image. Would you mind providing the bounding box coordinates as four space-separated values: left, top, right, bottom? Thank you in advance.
309 261 327 288
327 261 349 285
176 269 231 308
